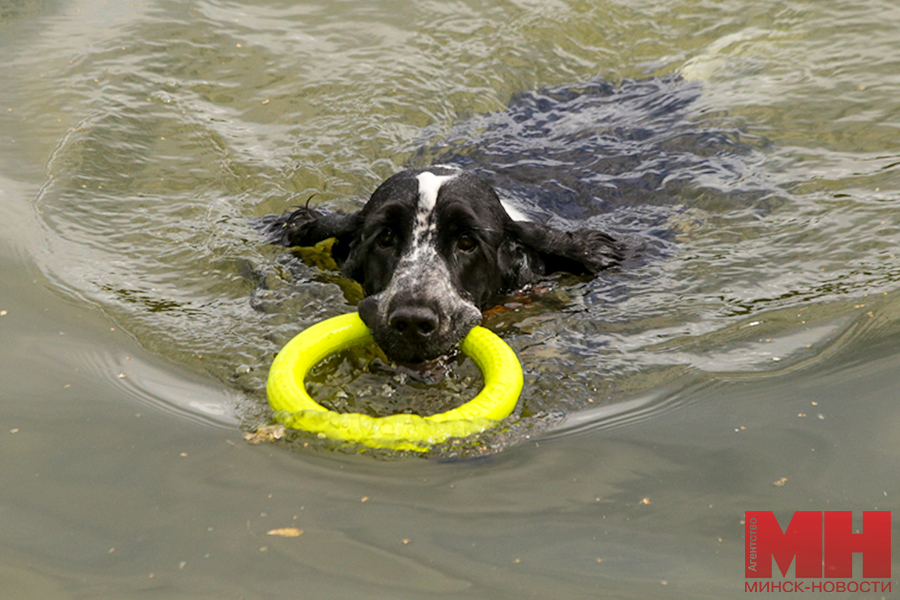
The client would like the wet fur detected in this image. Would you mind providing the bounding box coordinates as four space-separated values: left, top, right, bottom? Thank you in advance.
259 166 622 362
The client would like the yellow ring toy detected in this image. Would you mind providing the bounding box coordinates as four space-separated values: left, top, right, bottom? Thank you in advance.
266 312 523 452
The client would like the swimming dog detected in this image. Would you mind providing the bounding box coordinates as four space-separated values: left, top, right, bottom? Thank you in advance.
261 166 622 362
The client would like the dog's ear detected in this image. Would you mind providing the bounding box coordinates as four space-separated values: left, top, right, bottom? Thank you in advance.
255 206 363 264
504 221 623 282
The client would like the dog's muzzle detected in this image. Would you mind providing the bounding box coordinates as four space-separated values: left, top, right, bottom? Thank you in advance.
358 291 481 363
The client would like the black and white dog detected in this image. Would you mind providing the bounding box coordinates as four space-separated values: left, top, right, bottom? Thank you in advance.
262 165 622 363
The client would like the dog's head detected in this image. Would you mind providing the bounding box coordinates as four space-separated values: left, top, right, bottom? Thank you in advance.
347 167 512 363
267 167 621 362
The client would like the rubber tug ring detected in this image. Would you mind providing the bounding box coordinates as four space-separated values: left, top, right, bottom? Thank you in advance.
266 312 523 452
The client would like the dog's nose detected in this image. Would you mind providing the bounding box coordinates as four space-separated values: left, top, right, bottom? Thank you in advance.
388 305 439 340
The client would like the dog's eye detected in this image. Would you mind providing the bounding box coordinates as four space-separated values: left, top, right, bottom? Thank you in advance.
456 233 477 253
375 228 396 249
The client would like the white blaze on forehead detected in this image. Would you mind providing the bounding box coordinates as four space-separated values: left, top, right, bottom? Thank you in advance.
415 171 456 215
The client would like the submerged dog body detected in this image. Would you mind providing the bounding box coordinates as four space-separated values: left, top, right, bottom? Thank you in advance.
263 166 621 362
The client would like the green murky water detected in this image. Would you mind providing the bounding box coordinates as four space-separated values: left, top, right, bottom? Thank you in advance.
2 0 899 596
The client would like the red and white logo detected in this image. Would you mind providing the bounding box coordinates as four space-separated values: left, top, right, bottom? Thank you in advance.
745 511 891 579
